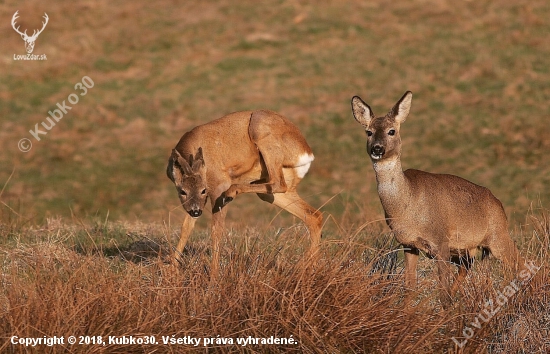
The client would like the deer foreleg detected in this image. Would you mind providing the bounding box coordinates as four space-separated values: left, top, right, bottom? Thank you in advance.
209 206 228 279
173 213 196 265
404 247 419 288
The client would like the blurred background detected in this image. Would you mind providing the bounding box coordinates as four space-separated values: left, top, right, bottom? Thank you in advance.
1 0 549 233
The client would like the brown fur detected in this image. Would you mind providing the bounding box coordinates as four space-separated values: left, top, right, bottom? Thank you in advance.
167 110 322 276
351 91 526 305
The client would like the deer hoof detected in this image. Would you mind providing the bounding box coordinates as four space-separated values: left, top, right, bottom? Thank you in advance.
222 196 233 206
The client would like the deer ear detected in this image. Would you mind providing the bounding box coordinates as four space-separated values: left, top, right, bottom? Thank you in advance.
351 96 375 127
166 156 175 182
390 91 412 123
167 156 186 183
192 147 205 174
171 149 192 175
194 147 204 163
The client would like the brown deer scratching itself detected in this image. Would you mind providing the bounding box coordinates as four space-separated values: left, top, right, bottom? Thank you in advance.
351 91 526 305
167 110 323 276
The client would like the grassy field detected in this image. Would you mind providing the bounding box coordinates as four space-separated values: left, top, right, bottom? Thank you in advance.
0 212 548 353
1 0 550 352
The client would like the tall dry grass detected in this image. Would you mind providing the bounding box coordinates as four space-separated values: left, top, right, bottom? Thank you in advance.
1 207 548 353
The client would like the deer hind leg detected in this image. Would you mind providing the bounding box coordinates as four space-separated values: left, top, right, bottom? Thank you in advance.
257 190 322 258
450 251 474 296
487 228 526 274
222 143 288 201
224 110 313 200
173 213 197 265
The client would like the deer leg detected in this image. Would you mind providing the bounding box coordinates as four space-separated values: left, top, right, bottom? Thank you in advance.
209 197 228 279
451 254 472 295
487 230 526 274
223 135 292 201
224 165 286 201
403 247 419 288
173 213 196 265
258 190 322 258
435 243 453 307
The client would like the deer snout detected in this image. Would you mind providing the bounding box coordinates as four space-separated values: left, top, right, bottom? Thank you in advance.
370 144 385 159
188 209 202 218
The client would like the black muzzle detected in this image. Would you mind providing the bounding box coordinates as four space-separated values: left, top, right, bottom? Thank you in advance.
188 209 202 218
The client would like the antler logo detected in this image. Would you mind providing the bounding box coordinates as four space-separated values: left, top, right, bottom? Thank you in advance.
11 11 49 54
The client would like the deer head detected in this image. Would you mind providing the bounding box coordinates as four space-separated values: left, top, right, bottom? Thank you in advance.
167 148 208 218
12 11 49 54
351 91 412 162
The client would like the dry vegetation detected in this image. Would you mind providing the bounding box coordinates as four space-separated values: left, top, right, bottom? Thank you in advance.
0 209 548 353
1 0 550 352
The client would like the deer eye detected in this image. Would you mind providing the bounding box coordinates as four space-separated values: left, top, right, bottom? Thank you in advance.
201 189 206 195
388 129 395 136
180 190 187 196
366 130 373 137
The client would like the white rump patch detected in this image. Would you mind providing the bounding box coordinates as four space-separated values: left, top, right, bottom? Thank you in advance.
295 153 314 179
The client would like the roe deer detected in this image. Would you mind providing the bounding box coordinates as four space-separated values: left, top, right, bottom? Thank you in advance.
351 91 526 304
167 110 323 275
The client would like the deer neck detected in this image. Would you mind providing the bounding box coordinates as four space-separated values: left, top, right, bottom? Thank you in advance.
372 157 411 218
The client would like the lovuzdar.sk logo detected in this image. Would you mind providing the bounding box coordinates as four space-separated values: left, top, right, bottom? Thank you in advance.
12 10 48 60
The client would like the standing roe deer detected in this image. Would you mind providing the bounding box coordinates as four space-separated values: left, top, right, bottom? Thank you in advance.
351 91 526 304
167 110 323 275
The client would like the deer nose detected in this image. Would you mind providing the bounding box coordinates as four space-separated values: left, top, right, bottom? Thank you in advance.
188 209 202 218
371 145 385 156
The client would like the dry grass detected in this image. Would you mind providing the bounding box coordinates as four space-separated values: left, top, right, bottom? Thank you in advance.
1 207 548 353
